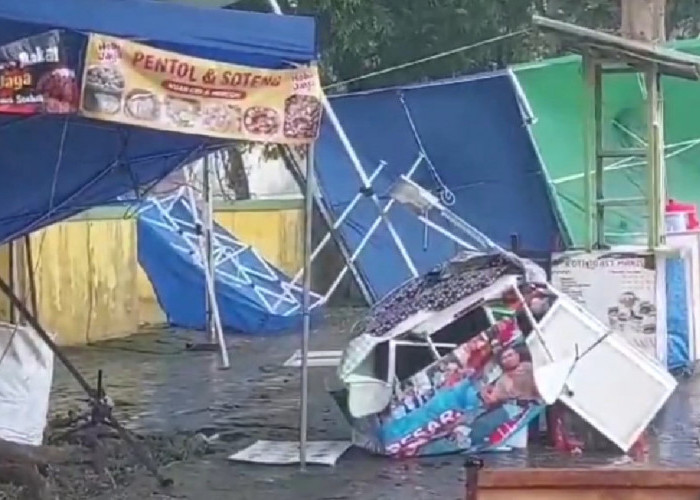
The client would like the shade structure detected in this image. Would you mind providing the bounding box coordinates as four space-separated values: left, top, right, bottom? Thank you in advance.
513 38 700 245
314 71 565 301
136 190 325 334
0 0 317 244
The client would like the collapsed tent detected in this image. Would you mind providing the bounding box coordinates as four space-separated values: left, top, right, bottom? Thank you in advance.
137 190 324 334
513 38 700 246
512 41 700 372
0 0 317 244
315 71 566 302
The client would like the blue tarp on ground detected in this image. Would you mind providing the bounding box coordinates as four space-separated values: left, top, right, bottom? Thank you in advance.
0 0 317 243
315 72 564 300
137 192 324 334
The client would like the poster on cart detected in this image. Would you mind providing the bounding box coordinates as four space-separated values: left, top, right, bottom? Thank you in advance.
0 30 79 114
80 34 323 144
552 250 663 361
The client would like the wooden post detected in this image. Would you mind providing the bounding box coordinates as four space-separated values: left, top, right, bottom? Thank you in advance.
621 0 666 43
621 0 667 249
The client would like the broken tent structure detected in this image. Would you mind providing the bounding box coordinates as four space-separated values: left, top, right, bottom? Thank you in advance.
512 38 700 371
137 190 324 333
514 38 700 246
314 72 567 302
0 0 320 335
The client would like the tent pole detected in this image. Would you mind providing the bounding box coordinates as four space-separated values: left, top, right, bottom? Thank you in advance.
203 153 215 342
299 145 314 470
278 147 381 306
8 240 15 325
266 0 418 279
24 234 38 319
184 182 230 369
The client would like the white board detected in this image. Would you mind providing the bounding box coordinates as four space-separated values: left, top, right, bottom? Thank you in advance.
283 350 342 368
552 250 665 362
528 296 676 452
228 440 351 466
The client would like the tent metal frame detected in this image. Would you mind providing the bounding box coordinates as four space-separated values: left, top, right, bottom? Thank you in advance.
534 15 700 250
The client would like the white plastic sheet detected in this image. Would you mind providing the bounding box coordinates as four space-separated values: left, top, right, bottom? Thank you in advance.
0 323 54 446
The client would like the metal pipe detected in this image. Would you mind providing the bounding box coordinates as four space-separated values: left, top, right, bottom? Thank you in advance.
203 154 215 342
266 0 418 279
279 145 374 305
280 158 386 307
179 186 230 369
594 62 604 247
299 144 315 470
8 240 15 325
24 235 38 319
322 156 423 302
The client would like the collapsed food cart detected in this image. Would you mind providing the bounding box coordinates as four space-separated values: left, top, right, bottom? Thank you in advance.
333 177 677 459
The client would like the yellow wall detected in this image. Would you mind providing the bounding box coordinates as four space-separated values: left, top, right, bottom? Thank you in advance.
0 219 139 346
0 204 303 345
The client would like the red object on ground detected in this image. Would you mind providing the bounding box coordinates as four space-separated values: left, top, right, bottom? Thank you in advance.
666 199 699 230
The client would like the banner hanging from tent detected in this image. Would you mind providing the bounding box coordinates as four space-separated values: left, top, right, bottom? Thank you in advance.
79 34 323 144
0 30 79 115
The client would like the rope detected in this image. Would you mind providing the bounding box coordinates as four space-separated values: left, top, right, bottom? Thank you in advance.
398 92 456 206
323 29 531 92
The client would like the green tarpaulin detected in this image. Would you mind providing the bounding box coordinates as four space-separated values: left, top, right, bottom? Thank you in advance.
513 39 700 246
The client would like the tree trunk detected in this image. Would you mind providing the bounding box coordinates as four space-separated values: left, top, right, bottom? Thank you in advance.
621 0 666 43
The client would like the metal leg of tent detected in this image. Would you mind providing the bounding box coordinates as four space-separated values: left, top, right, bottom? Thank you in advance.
322 99 419 278
322 155 424 302
299 145 315 470
415 215 476 251
8 240 15 324
267 0 418 280
280 145 375 305
183 183 230 369
24 235 38 319
279 156 387 308
203 153 216 343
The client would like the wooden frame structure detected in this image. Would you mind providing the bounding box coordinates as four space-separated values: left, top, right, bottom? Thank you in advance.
533 15 700 250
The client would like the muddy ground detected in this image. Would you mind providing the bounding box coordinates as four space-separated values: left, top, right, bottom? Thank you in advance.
3 308 700 499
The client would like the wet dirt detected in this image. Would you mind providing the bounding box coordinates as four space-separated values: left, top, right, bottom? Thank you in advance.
3 307 700 499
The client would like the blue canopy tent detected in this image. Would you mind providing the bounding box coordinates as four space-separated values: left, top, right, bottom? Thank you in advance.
315 72 566 302
0 0 321 469
0 0 317 243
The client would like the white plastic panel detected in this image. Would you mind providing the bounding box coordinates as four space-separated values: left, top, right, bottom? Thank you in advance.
528 296 677 452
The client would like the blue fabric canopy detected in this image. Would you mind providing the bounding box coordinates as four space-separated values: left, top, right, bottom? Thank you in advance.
0 0 317 67
315 72 564 300
0 0 317 244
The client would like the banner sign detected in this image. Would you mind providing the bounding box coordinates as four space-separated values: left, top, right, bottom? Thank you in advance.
80 34 323 144
0 30 79 114
336 282 550 458
552 251 660 359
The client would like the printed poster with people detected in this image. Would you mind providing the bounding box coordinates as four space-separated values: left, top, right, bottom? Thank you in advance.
79 34 323 144
367 314 545 458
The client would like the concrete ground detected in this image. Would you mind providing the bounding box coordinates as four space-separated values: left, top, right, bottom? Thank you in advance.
13 307 700 499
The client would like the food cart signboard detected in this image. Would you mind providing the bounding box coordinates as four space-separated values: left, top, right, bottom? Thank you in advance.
0 30 79 114
551 250 662 361
79 34 323 144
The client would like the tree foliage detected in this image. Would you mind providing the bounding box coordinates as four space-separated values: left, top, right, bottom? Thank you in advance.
235 0 700 93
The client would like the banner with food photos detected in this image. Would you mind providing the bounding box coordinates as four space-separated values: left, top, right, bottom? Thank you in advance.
0 30 79 115
79 34 323 144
